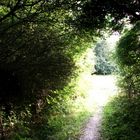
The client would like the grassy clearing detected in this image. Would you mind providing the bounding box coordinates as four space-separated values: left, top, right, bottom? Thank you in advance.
101 95 140 140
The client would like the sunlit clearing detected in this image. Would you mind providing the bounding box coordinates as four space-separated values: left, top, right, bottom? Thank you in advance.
106 33 120 48
75 48 118 113
77 73 118 111
86 74 117 106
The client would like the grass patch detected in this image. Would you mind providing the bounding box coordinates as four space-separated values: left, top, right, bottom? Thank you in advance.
32 72 97 140
101 95 140 140
47 109 91 140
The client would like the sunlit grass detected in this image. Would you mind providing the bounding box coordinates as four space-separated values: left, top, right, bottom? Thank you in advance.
66 72 118 139
75 72 118 110
101 95 140 140
75 47 118 106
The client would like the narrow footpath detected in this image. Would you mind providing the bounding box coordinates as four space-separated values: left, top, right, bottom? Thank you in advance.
79 106 103 140
79 75 117 140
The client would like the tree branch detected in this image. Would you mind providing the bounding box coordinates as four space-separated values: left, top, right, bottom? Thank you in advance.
0 0 23 23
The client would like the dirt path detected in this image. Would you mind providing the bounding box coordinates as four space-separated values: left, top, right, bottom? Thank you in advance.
79 75 117 140
79 106 103 140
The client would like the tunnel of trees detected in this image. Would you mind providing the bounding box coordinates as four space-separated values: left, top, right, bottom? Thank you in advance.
0 0 140 139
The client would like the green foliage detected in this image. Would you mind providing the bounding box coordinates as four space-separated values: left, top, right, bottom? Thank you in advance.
0 0 139 139
16 74 92 140
93 40 116 75
0 1 94 139
73 0 140 32
116 21 140 97
104 19 140 140
101 95 140 140
25 50 95 140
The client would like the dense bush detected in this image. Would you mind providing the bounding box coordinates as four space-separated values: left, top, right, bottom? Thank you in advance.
116 22 140 97
101 21 140 140
0 1 90 139
0 26 90 139
101 95 140 140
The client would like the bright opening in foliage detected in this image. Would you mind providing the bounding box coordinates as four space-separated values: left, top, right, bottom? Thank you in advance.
75 48 118 112
0 0 139 139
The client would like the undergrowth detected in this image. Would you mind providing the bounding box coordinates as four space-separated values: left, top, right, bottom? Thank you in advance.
4 48 95 140
101 95 140 140
43 49 95 140
31 48 96 140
